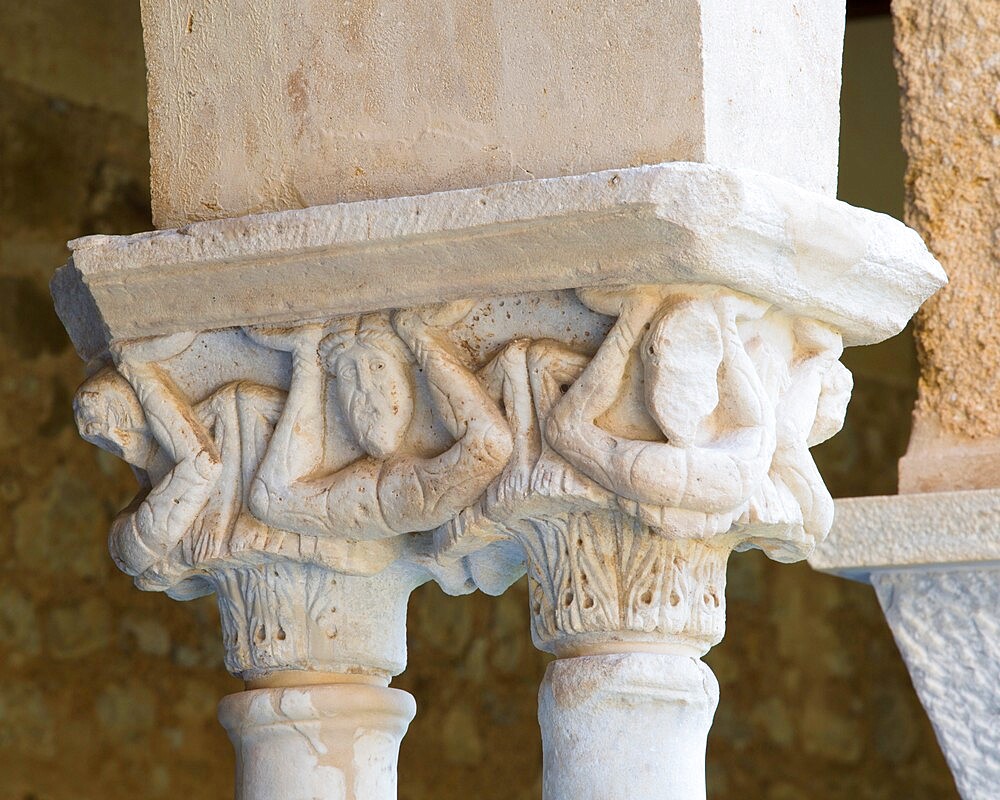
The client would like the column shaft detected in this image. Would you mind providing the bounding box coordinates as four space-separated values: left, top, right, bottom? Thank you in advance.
219 684 416 800
539 653 718 800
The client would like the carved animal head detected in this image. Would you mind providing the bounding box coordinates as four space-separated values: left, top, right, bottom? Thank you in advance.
320 314 414 459
73 367 156 467
641 297 724 446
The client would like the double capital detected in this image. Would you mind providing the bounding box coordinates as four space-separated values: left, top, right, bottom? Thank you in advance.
55 163 945 680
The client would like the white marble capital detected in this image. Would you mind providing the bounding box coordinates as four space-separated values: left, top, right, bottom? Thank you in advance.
53 162 944 800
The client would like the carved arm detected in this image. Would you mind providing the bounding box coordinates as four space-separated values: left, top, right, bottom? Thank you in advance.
380 307 513 532
244 325 340 536
547 292 774 515
108 333 223 575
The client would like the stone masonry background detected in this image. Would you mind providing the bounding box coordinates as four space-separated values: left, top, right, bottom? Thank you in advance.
0 4 959 798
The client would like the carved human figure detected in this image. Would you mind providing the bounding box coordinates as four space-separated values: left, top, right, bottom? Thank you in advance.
477 339 540 508
740 318 853 558
74 334 217 580
246 304 513 541
74 334 414 598
544 287 776 538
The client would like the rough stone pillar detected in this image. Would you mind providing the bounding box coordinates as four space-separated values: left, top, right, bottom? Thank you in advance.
50 2 945 799
895 1 1000 494
811 5 1000 799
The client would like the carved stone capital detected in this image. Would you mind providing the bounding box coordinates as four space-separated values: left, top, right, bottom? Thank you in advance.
54 163 943 800
519 512 730 656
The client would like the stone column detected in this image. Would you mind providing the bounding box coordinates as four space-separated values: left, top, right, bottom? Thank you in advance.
50 2 945 799
810 5 1000 799
539 653 718 799
894 0 1000 494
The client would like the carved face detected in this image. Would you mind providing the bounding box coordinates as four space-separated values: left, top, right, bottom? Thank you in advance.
641 300 724 446
808 360 853 447
73 370 156 467
331 343 414 459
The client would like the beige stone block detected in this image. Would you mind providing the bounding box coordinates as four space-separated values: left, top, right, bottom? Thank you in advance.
141 0 845 227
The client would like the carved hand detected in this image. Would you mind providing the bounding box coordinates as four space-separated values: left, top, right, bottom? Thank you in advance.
576 285 669 317
112 331 199 378
243 323 325 356
392 299 475 343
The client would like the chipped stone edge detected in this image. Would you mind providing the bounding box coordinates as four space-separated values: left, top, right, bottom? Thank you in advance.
809 488 1000 582
52 161 946 362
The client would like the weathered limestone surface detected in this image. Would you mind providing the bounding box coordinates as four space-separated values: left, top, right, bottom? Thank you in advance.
3 5 960 800
141 0 844 227
810 489 1000 580
894 0 1000 492
53 162 944 364
813 489 1000 800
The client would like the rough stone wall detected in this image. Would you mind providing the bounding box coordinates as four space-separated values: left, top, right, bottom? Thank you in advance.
0 8 957 800
893 0 1000 492
895 0 1000 441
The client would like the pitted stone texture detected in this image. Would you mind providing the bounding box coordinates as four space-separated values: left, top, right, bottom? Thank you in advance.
141 0 844 228
872 568 1000 800
894 0 1000 490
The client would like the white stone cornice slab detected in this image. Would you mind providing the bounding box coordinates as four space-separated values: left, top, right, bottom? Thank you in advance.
52 162 945 361
810 488 1000 581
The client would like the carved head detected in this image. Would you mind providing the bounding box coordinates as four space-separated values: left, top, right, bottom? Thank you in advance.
320 314 414 459
792 320 853 447
641 297 724 446
73 367 156 467
809 358 853 447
